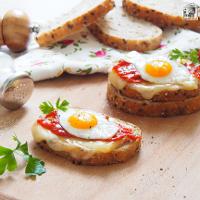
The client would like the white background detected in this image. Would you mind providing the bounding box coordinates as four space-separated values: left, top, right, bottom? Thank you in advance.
0 0 82 22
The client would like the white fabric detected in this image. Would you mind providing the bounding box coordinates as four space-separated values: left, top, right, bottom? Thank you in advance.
1 25 200 82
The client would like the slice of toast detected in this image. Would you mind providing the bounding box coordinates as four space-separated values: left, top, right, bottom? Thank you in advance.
88 6 162 51
121 83 200 102
32 118 141 165
123 0 200 30
107 82 200 117
109 70 200 102
36 0 114 47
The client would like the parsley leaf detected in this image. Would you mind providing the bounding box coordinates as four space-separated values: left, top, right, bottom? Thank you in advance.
39 98 69 114
189 49 199 64
18 142 29 155
169 48 200 64
0 152 17 175
169 48 186 60
7 153 17 172
0 146 13 156
0 136 46 177
0 156 9 175
13 135 28 155
25 156 46 176
56 98 69 112
39 101 54 114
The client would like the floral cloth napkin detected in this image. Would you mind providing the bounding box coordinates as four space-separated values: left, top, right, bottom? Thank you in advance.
3 25 200 82
13 29 123 81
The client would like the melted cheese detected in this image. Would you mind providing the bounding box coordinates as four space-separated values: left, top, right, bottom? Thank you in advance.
129 83 181 99
108 71 127 90
109 70 198 100
32 123 126 159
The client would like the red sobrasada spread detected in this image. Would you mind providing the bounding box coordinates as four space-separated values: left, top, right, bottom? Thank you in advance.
113 48 200 83
112 60 143 83
37 111 141 142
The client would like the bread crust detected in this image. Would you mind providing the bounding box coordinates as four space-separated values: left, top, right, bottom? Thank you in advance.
88 22 162 51
107 82 200 117
121 84 200 102
37 140 141 165
32 122 141 165
123 0 200 30
36 0 115 47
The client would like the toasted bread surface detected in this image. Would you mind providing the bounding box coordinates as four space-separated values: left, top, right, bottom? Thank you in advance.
32 121 141 165
88 6 162 51
121 84 200 102
36 0 114 47
38 140 140 165
107 82 200 117
109 70 199 102
123 0 200 30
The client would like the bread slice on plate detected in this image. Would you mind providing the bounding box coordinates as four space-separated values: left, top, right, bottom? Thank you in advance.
123 0 200 30
88 6 162 51
32 99 142 165
36 0 114 47
107 49 200 117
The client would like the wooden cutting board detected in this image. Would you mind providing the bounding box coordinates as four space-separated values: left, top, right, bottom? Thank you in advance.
0 74 200 200
1 0 200 199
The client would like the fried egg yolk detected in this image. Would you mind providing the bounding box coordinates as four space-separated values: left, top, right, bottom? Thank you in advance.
145 60 172 77
68 111 97 129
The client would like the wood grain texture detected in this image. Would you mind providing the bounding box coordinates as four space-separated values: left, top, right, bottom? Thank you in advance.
0 74 200 200
0 193 19 200
0 0 200 199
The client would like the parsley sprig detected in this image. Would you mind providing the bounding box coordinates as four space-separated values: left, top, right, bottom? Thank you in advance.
169 48 200 64
0 135 46 177
39 98 69 114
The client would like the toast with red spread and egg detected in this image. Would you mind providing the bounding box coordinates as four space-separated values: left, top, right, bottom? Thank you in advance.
107 49 200 117
32 99 142 165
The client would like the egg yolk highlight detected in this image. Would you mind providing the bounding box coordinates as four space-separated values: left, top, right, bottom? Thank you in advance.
68 111 97 129
145 60 172 77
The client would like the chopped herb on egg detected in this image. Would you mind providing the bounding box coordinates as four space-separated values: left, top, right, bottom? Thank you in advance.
169 48 200 64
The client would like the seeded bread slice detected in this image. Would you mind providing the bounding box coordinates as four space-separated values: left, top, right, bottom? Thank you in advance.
121 84 200 102
109 69 200 102
88 6 162 51
32 122 141 165
107 82 200 117
37 139 141 165
36 0 114 47
123 0 200 30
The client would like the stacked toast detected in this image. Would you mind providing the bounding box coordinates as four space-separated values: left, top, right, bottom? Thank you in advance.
107 59 200 117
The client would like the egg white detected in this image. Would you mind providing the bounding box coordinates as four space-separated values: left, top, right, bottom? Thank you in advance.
125 51 197 88
58 109 119 140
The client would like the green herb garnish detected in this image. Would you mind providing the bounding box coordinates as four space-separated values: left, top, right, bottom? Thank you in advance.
56 98 69 112
0 135 46 177
39 98 69 114
39 101 54 114
169 48 200 64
